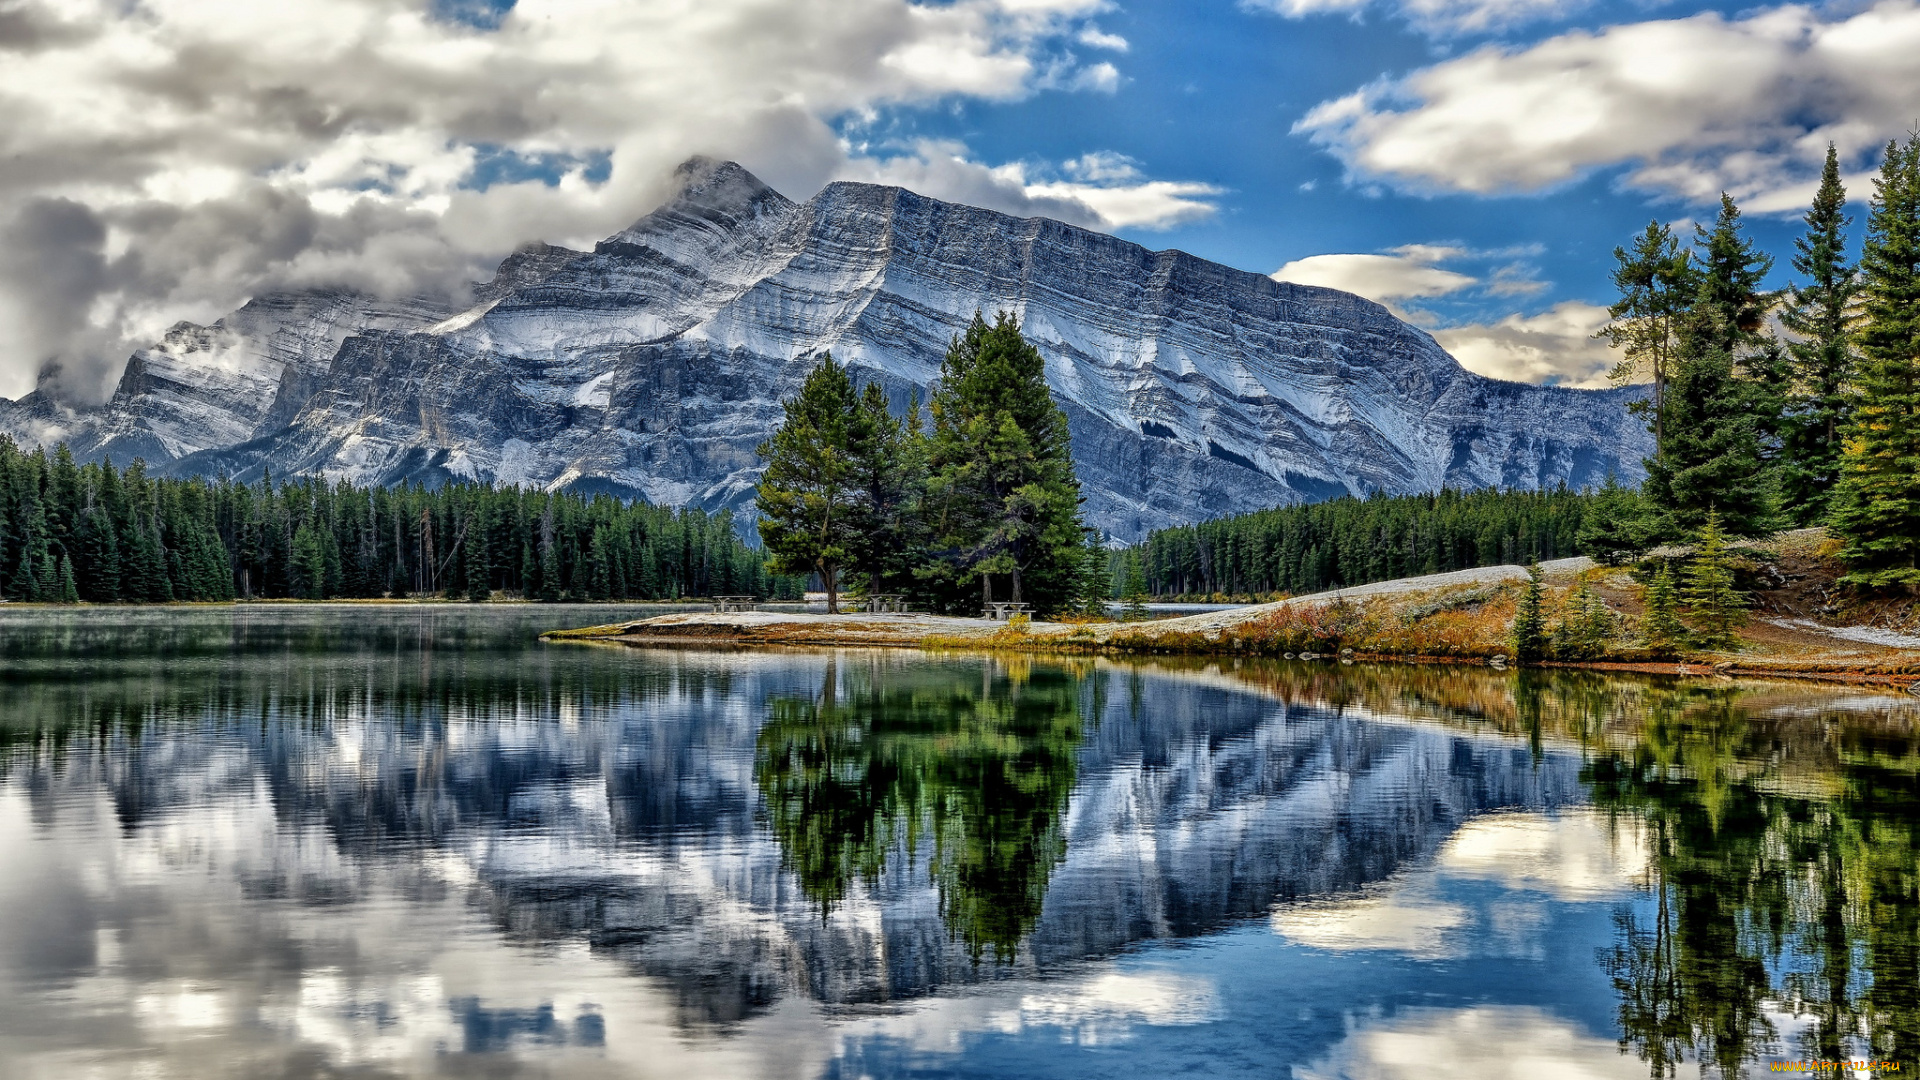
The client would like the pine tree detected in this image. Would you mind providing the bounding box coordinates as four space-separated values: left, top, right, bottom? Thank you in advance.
1576 474 1654 565
1640 562 1687 654
1120 548 1149 621
1069 531 1114 617
757 351 859 612
1830 135 1920 588
923 312 1085 616
1551 579 1618 660
1641 195 1779 538
123 464 173 603
1681 511 1747 647
1779 144 1861 524
843 381 924 595
57 554 79 604
1602 221 1697 453
466 508 491 602
1511 563 1547 662
537 504 562 601
292 520 326 600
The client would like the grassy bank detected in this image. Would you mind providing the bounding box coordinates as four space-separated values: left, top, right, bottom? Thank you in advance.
550 530 1920 692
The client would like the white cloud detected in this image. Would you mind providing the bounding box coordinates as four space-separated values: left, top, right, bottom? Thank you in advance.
1272 245 1603 384
1436 809 1649 900
1294 1 1920 208
1431 301 1620 388
1253 0 1589 37
1295 1005 1649 1080
0 0 1184 402
1272 894 1469 958
1272 245 1478 305
1272 810 1648 962
855 142 1221 230
1064 60 1123 93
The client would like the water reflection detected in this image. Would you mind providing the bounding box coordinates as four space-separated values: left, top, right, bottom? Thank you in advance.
1584 684 1920 1077
1 608 1916 1078
756 659 1083 960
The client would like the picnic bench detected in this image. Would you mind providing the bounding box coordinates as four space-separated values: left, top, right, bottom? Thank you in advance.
863 593 909 613
982 601 1032 622
712 595 758 613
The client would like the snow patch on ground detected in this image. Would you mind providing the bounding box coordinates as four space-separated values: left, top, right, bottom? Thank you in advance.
1144 558 1596 634
1775 619 1920 650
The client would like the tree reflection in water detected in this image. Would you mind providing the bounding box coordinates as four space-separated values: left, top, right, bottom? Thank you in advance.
1578 682 1920 1077
755 657 1086 962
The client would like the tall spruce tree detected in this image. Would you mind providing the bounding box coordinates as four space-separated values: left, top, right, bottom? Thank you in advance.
1576 474 1654 564
757 352 859 612
1641 194 1779 538
923 312 1086 616
1779 144 1861 524
1511 563 1547 662
1831 135 1920 588
1681 511 1747 647
1602 221 1697 453
843 382 925 595
1640 563 1686 654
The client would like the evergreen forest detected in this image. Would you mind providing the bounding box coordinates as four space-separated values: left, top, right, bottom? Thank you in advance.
0 437 796 603
1136 485 1596 599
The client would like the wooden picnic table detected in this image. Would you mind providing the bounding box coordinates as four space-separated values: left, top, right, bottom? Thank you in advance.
982 601 1032 622
863 593 909 613
712 595 758 613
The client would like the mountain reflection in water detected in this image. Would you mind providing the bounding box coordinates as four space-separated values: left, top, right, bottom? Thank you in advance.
0 607 1915 1079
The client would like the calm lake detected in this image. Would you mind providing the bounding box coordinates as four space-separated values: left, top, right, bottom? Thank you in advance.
2 606 1915 1079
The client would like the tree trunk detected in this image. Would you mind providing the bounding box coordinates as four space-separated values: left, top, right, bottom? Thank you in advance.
1010 564 1022 604
822 562 839 614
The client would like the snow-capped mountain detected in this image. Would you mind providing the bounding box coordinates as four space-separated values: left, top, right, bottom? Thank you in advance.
0 158 1649 540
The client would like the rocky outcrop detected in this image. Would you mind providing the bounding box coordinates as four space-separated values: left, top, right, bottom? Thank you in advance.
2 158 1649 540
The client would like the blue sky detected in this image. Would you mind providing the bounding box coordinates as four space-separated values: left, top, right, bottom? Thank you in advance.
3 0 1914 400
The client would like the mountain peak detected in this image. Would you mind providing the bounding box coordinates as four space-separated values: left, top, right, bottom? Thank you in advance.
662 157 785 215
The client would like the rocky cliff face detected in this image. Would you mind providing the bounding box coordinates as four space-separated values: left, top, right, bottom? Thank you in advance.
1 158 1649 540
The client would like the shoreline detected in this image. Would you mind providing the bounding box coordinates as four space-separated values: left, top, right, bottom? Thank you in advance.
541 609 1920 694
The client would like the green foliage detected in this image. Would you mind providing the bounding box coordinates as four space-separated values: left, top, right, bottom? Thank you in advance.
756 352 860 611
1119 549 1149 622
754 662 1082 961
1550 579 1619 660
1602 219 1698 451
922 312 1085 615
845 382 927 595
1779 144 1861 524
1511 563 1547 662
56 554 78 604
1142 485 1594 598
0 434 790 603
1831 134 1920 589
1064 531 1115 618
1680 512 1748 647
1586 687 1920 1076
1640 195 1779 539
749 313 1093 619
1576 474 1656 565
1639 563 1687 655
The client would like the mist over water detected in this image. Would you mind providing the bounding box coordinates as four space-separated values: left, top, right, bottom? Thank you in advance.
1 607 1914 1078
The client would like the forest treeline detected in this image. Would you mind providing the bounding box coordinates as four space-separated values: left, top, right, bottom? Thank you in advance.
1134 486 1594 599
0 438 798 603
